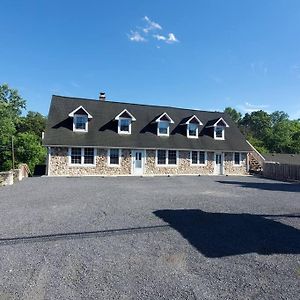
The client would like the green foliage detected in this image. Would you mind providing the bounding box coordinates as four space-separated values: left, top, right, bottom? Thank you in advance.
224 107 242 123
0 83 46 173
224 107 300 154
14 133 46 173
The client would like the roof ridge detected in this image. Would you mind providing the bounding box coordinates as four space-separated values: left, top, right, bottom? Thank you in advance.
52 94 225 114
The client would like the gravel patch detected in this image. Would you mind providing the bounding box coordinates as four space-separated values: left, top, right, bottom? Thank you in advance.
0 175 299 299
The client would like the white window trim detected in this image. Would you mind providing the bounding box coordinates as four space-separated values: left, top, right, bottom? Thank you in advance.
214 126 225 140
68 147 96 167
108 149 121 167
233 152 242 166
118 118 132 135
190 151 207 166
73 114 89 132
187 123 199 139
157 121 170 136
114 109 136 121
155 149 179 167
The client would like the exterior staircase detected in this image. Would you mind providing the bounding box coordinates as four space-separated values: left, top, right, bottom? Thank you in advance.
246 141 265 174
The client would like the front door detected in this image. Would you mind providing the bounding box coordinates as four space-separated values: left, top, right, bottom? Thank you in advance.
214 153 223 175
132 150 144 175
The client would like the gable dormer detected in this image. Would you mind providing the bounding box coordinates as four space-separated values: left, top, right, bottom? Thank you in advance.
185 115 203 138
115 109 136 134
205 117 229 140
68 106 93 132
155 113 174 136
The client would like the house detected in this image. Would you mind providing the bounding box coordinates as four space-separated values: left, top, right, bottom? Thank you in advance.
43 94 252 176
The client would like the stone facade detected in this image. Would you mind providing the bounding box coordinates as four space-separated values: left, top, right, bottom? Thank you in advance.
48 147 248 176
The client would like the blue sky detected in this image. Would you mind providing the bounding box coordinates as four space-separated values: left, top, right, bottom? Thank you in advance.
1 0 300 119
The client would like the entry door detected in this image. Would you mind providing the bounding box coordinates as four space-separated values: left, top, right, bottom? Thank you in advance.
132 150 144 175
214 153 223 175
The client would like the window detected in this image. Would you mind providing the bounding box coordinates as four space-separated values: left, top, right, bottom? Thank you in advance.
109 149 120 165
191 151 198 164
71 148 82 164
190 151 207 165
74 115 88 131
187 123 198 138
214 126 224 140
234 152 241 165
158 121 169 136
156 150 178 165
168 150 177 165
84 148 95 164
157 150 167 165
118 118 131 134
70 148 95 165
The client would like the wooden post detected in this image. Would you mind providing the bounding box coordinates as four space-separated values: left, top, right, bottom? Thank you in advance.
11 136 15 170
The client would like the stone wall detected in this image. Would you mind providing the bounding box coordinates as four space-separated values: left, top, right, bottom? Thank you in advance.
49 147 131 176
48 147 249 176
0 171 14 186
144 150 215 175
223 152 248 175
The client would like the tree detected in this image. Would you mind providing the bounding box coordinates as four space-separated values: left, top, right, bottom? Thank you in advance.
17 111 46 138
224 107 242 124
14 132 46 173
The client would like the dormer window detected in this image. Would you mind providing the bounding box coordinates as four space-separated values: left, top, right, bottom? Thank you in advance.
119 118 131 134
155 113 174 137
185 115 203 138
205 117 229 140
74 115 88 131
68 106 93 133
115 109 136 135
215 126 224 139
158 121 169 135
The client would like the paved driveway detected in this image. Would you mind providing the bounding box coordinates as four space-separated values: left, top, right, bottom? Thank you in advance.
0 176 299 299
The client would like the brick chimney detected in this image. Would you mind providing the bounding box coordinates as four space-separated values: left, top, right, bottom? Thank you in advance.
99 92 106 101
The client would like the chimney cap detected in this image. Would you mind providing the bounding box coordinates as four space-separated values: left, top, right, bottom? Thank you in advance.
99 92 106 101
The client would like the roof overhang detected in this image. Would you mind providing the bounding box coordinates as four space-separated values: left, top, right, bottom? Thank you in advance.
184 115 203 125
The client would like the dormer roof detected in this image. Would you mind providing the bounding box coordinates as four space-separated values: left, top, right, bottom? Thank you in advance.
184 115 203 125
68 106 93 119
155 112 174 123
205 117 229 128
114 109 136 121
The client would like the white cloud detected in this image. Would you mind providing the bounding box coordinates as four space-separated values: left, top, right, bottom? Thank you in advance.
166 33 179 44
143 16 162 33
153 34 166 41
237 102 269 113
128 31 146 42
128 16 178 46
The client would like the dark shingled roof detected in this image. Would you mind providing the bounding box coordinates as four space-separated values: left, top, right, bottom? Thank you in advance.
43 95 252 151
263 153 300 165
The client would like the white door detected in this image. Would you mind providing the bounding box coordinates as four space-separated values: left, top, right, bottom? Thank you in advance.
132 150 144 175
214 153 223 175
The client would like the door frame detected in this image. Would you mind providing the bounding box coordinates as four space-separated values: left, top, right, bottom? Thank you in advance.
214 152 224 175
131 150 145 175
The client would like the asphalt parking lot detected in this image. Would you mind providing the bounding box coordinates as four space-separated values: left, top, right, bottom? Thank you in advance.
0 175 299 299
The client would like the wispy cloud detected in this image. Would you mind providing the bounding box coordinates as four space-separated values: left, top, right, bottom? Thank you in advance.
128 30 146 42
128 16 179 46
237 102 269 113
250 62 268 76
143 16 162 33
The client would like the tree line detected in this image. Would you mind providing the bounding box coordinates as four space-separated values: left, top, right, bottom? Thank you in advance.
0 84 46 173
224 107 300 154
1 83 300 173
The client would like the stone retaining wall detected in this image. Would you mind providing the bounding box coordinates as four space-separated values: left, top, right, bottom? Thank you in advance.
48 147 248 176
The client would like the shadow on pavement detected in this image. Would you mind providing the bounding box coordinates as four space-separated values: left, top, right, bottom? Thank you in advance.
153 209 300 257
217 180 300 192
